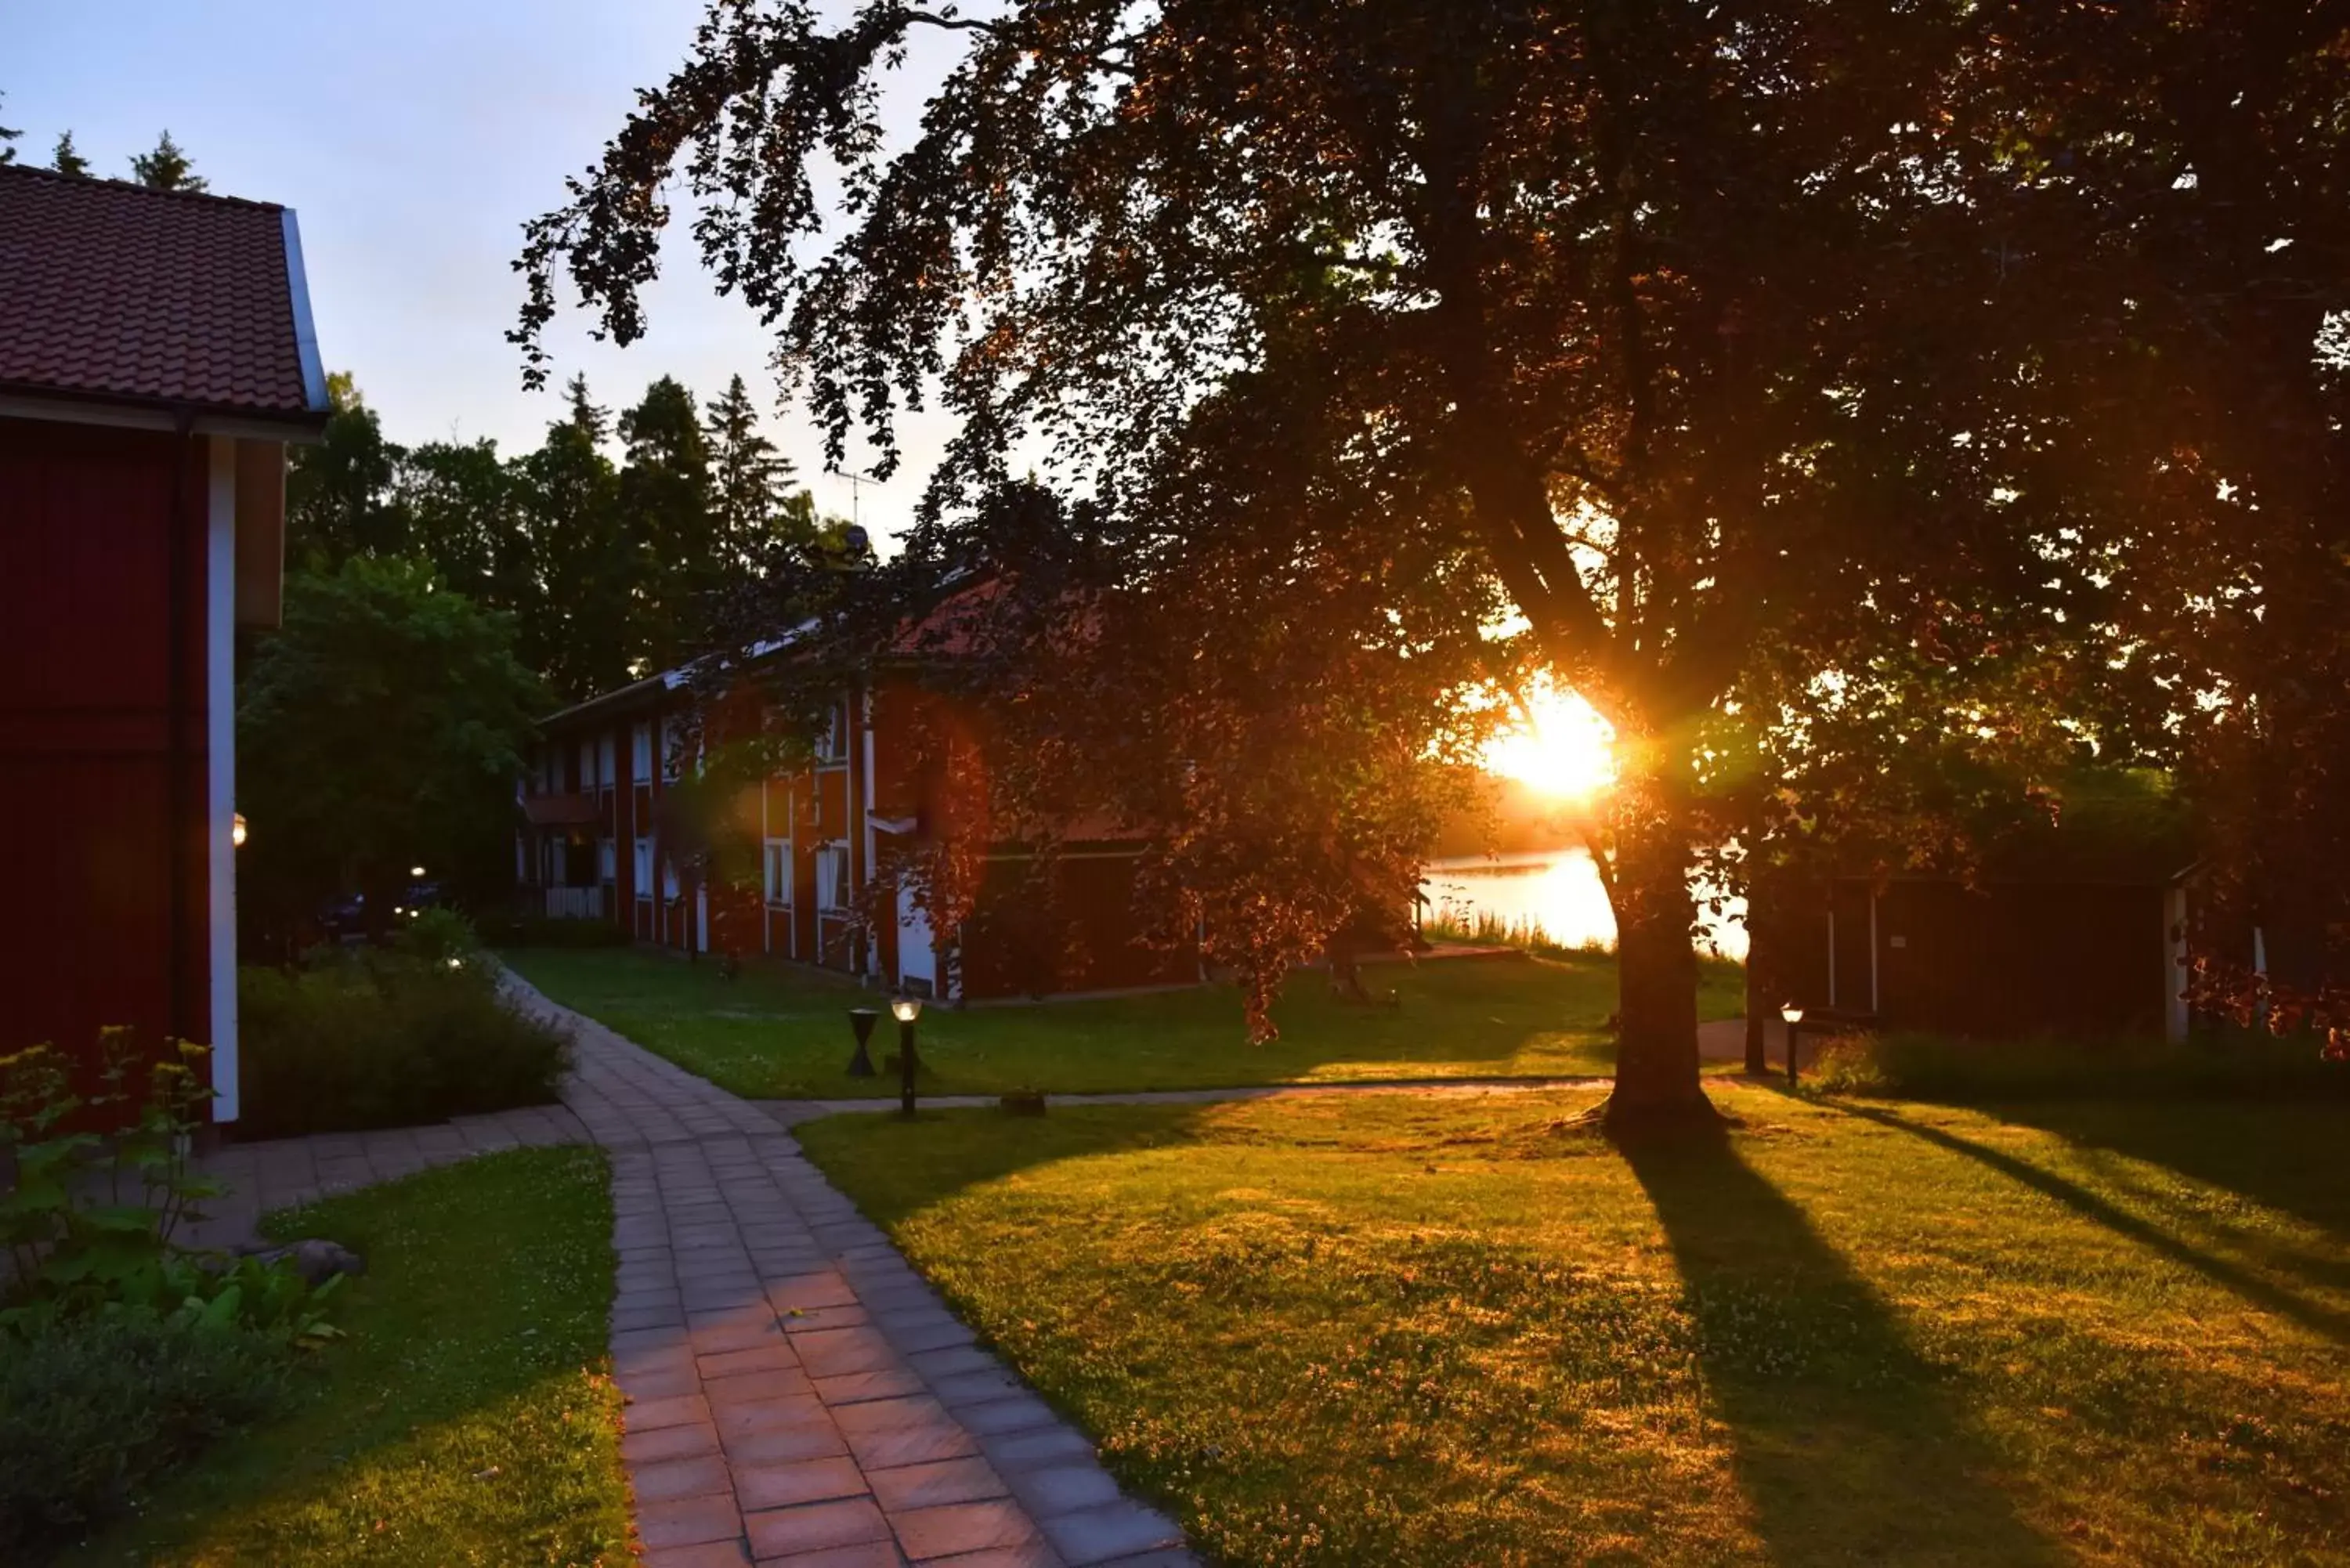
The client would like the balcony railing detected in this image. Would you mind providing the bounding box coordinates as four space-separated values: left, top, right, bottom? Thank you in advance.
544 885 606 921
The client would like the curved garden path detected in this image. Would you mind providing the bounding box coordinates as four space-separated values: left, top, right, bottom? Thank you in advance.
196 974 1199 1568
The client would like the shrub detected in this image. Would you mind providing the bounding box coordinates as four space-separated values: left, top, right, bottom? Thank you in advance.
473 911 633 949
389 905 481 964
239 954 569 1137
0 1308 295 1557
0 1039 345 1560
1812 1028 2350 1103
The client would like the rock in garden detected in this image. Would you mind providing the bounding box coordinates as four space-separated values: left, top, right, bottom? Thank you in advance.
236 1237 367 1284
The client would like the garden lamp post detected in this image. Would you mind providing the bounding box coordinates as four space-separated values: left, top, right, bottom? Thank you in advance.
891 995 924 1118
1781 1003 1805 1087
846 1007 879 1078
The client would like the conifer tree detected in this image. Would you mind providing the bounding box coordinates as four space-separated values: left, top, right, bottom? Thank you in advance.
129 130 206 192
49 130 90 177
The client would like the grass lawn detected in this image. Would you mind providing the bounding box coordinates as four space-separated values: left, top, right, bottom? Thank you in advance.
60 1147 628 1568
500 944 1744 1099
797 1085 2350 1567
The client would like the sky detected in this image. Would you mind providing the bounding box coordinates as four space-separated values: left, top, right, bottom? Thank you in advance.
5 0 954 544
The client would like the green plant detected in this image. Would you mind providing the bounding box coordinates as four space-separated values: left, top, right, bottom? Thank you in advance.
0 1032 226 1317
0 1033 347 1352
57 1148 627 1568
0 1307 296 1558
238 954 569 1137
389 905 480 964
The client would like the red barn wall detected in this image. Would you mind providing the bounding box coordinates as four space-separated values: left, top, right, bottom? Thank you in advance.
0 418 212 1071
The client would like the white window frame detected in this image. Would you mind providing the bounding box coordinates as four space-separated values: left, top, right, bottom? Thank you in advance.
633 837 653 895
662 853 680 900
598 837 616 884
631 722 653 782
577 740 594 794
763 840 791 909
814 699 846 764
815 841 851 912
597 734 616 793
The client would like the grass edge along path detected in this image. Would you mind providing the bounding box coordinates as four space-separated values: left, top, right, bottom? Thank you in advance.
797 1086 2350 1568
501 942 1745 1100
58 1145 629 1568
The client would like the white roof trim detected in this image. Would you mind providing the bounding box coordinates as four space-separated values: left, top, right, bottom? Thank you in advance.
0 392 322 444
280 208 329 414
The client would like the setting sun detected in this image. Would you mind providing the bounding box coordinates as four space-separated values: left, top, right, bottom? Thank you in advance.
1483 681 1616 800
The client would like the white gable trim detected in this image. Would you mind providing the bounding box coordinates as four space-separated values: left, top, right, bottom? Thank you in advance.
280 208 330 414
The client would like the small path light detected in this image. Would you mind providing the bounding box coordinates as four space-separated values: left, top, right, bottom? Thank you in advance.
231 812 248 849
846 1007 879 1078
891 995 924 1119
1781 1003 1806 1087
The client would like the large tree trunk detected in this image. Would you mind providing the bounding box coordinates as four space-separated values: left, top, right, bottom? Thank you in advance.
1603 806 1716 1130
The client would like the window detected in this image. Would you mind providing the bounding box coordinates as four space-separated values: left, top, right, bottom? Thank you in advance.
538 750 554 797
577 741 595 794
598 838 616 883
662 716 686 781
662 854 680 900
597 735 616 793
763 841 791 909
815 843 851 912
631 723 653 782
814 699 846 764
633 838 653 894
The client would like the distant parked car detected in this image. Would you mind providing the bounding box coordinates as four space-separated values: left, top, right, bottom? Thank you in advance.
317 891 367 943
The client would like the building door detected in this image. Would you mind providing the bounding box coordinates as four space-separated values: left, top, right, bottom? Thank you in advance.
897 880 935 992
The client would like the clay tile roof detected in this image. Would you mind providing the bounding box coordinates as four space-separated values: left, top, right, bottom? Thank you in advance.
0 164 326 423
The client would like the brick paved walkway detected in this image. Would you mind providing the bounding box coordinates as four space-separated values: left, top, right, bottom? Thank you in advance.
193 972 1197 1568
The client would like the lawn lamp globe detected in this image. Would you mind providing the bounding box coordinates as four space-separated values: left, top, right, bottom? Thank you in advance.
891 995 924 1118
231 813 248 849
1780 1003 1806 1086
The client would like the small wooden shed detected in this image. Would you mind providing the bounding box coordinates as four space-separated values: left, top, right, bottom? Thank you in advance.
1757 780 2196 1042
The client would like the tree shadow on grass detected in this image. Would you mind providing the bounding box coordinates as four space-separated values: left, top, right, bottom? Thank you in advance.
1622 1125 2059 1566
1990 1098 2350 1251
1831 1101 2350 1346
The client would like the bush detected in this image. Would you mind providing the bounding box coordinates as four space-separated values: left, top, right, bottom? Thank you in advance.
473 911 633 949
389 905 481 964
1812 1028 2350 1103
239 954 569 1137
0 1309 295 1557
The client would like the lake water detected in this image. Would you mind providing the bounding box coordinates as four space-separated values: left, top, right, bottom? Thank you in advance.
1422 847 1749 960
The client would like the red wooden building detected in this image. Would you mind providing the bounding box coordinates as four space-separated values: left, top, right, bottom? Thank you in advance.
521 656 1198 1003
0 167 329 1122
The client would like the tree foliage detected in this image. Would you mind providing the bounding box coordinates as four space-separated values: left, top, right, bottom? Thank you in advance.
128 130 204 193
520 2 2350 1093
237 558 544 948
284 369 835 705
49 131 89 178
